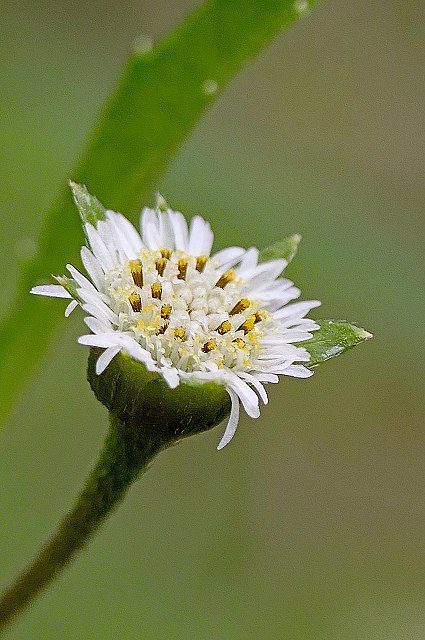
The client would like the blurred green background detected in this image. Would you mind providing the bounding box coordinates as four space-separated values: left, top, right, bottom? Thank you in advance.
1 1 424 638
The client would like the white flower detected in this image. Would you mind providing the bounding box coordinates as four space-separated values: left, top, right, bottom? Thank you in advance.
31 198 320 449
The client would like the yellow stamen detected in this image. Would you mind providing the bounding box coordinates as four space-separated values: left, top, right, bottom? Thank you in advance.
155 258 167 276
233 337 247 349
174 327 186 341
238 314 256 334
177 259 188 280
129 292 142 312
160 248 171 259
229 298 250 315
215 270 234 288
216 320 232 335
202 338 217 353
151 282 162 299
196 255 208 273
161 303 172 320
254 310 265 324
156 322 169 335
129 260 143 288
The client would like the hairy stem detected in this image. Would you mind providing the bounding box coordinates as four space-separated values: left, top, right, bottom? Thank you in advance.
0 414 163 632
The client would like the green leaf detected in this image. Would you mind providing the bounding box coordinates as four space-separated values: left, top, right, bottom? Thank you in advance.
69 182 106 227
259 234 302 265
0 0 319 425
302 320 372 368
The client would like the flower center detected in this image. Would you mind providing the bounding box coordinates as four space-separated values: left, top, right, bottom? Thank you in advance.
103 247 274 373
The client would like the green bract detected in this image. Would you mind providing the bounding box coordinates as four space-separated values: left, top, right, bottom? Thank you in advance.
88 349 231 444
301 320 372 368
70 182 106 228
259 234 302 265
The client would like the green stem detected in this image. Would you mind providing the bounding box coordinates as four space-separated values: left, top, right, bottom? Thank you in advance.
0 414 163 632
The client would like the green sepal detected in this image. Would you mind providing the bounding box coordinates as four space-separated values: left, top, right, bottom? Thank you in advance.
302 320 372 368
53 275 80 301
87 349 231 445
154 193 169 212
69 182 106 228
259 234 302 266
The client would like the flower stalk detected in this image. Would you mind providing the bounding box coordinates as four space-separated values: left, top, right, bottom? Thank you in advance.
0 415 160 630
0 348 231 632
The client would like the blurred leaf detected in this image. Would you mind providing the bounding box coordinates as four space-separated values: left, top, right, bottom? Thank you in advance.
303 320 372 368
0 0 319 425
259 234 302 265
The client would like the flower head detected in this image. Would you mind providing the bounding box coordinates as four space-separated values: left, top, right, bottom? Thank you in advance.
32 188 320 449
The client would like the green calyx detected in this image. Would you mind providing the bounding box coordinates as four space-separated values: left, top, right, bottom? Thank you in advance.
87 349 231 446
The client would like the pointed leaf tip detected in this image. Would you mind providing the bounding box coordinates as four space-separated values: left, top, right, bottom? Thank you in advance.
69 181 106 227
155 192 168 212
259 234 302 266
301 320 372 368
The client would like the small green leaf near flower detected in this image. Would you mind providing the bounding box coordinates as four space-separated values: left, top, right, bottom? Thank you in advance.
259 234 302 265
302 320 372 368
53 275 80 301
70 181 106 227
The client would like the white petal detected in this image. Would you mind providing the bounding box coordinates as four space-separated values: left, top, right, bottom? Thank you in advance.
96 220 122 258
257 344 305 360
140 207 158 247
78 333 119 348
80 246 104 289
158 210 175 248
66 264 98 295
273 300 321 320
259 284 301 309
84 316 111 333
96 346 121 374
104 211 141 260
217 388 240 450
226 374 260 419
237 247 259 274
77 286 106 308
118 334 156 369
30 284 71 299
277 318 319 332
274 330 314 343
211 246 245 267
256 348 310 370
180 370 221 384
282 364 313 378
160 367 180 389
244 259 286 287
260 335 295 345
85 223 116 271
238 372 269 404
255 357 293 371
82 302 118 325
188 216 214 256
169 210 189 251
251 372 279 384
64 300 78 317
144 220 162 250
